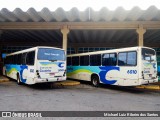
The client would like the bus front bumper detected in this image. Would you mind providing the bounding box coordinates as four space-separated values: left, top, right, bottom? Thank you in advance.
141 78 158 85
34 77 66 83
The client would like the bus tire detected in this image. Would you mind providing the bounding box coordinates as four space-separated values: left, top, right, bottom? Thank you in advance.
91 75 100 87
17 74 22 85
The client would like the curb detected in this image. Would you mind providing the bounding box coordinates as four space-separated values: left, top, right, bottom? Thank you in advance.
0 76 9 83
53 80 80 86
0 79 9 83
135 85 145 89
144 85 160 90
135 85 160 90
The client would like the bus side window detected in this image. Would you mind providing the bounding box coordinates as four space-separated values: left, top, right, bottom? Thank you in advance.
26 51 35 65
17 54 22 65
80 55 89 66
5 57 9 64
4 57 7 64
67 57 72 66
118 51 136 66
72 56 79 66
102 53 109 66
90 54 101 66
22 53 27 65
13 55 17 64
127 52 137 66
118 52 127 66
8 56 13 64
102 53 117 66
14 55 17 64
110 53 117 66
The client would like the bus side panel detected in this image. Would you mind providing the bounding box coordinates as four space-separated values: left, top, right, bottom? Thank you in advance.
67 66 100 81
67 65 141 86
4 64 34 84
116 67 139 86
24 65 36 84
102 66 120 85
67 66 122 85
5 64 21 80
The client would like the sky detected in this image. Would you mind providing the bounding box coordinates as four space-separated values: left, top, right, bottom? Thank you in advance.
0 0 159 11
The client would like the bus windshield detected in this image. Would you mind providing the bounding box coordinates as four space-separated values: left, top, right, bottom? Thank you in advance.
142 48 156 62
37 48 65 61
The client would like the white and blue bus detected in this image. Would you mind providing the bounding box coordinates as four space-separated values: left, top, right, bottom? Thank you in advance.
3 46 66 85
67 46 158 86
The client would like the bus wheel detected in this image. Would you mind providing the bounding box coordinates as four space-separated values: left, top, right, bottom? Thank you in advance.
91 75 100 87
17 75 22 85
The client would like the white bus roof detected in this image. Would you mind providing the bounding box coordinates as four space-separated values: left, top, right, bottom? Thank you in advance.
6 46 64 56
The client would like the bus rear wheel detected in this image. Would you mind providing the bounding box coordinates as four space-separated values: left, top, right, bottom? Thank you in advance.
17 74 22 85
91 75 100 87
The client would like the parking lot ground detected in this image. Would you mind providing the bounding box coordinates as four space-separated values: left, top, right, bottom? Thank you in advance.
0 75 80 86
53 80 80 86
1 75 160 90
0 78 160 112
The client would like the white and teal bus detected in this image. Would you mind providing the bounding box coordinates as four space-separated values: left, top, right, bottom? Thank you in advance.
3 46 66 85
67 46 158 86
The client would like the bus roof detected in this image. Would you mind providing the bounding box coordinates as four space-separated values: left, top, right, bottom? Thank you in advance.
67 46 155 57
6 46 64 56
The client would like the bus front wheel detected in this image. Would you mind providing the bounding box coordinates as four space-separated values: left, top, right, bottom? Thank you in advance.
91 75 100 87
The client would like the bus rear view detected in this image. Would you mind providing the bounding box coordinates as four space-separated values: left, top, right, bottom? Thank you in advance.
35 47 66 83
141 48 158 84
3 46 66 85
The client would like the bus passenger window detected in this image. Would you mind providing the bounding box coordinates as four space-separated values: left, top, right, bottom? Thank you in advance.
80 55 89 66
26 51 35 65
22 53 27 65
118 51 137 66
102 54 109 66
127 52 136 66
17 54 22 65
72 56 79 66
102 53 117 66
90 54 101 66
67 57 72 66
13 55 17 64
4 57 8 64
8 56 13 64
118 52 127 66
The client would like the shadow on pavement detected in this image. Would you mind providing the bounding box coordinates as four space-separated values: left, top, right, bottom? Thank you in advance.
71 79 160 94
7 78 160 94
